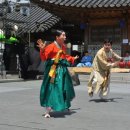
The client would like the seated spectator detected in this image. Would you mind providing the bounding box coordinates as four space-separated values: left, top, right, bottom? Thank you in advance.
124 51 130 62
77 51 92 67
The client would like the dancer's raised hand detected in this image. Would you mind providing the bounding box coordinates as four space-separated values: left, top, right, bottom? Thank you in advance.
37 39 46 51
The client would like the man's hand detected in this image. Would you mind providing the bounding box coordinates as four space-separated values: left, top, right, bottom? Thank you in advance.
120 57 124 62
112 61 120 67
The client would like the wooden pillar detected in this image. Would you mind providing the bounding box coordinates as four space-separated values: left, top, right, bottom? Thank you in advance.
125 18 130 54
84 25 89 51
127 18 130 42
121 17 130 56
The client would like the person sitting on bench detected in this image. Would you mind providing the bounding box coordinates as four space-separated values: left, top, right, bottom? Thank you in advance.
76 51 92 67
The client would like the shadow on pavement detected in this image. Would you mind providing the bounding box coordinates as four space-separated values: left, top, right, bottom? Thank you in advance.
49 108 80 118
89 97 123 103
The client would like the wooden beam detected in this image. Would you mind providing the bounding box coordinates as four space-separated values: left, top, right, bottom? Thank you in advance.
68 67 130 73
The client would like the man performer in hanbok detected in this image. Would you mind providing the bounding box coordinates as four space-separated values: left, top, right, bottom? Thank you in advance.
37 30 79 118
88 39 122 99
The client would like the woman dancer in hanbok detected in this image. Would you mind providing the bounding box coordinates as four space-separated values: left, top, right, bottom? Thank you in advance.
88 39 122 99
37 30 78 118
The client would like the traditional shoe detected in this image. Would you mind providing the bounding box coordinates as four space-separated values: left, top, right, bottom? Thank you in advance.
44 113 50 118
67 108 71 112
89 92 93 97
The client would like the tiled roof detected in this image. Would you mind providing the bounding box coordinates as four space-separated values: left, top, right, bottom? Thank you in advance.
0 4 60 33
37 0 130 8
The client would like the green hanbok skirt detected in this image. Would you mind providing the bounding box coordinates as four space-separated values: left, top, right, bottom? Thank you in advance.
40 59 75 111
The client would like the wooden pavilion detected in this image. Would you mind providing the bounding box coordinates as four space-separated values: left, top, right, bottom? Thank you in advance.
32 0 130 57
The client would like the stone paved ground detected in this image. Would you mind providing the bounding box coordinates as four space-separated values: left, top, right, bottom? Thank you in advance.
0 80 130 130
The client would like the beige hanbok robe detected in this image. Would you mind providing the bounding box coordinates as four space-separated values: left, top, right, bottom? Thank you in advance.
88 47 121 98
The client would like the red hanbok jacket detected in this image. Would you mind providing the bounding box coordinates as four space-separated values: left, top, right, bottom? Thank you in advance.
40 42 75 64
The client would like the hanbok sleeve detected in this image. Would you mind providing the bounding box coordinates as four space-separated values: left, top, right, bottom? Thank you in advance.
40 44 53 61
97 53 112 70
65 54 75 64
111 50 122 61
62 44 75 64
